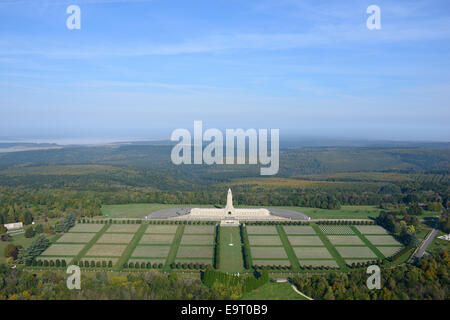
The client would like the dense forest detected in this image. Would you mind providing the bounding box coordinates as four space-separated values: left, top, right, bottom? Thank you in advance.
0 252 447 300
0 144 448 300
292 252 449 300
0 145 448 224
0 267 228 300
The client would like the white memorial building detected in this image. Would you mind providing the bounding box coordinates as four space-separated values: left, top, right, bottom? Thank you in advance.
175 189 285 222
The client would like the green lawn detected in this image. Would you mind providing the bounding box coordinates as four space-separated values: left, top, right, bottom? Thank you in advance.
0 232 55 264
427 231 450 255
240 282 308 300
415 223 433 240
219 227 244 273
14 220 404 273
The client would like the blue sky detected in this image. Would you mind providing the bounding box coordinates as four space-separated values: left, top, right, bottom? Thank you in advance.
0 0 449 141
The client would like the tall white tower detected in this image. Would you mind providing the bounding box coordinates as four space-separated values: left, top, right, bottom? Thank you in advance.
225 188 234 214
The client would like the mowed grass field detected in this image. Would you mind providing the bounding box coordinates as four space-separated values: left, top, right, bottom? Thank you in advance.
177 246 214 258
247 224 405 270
140 234 174 244
30 221 406 272
240 281 308 300
251 247 288 259
70 224 104 233
145 225 178 234
41 244 85 256
97 233 135 244
132 245 171 258
57 233 95 243
86 244 127 257
219 227 244 273
287 236 324 246
1 232 55 264
248 236 282 246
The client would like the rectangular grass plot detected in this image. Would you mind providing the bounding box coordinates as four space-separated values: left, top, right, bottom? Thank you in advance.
288 236 323 246
299 260 338 268
57 233 95 243
356 225 388 234
327 236 364 245
132 245 171 258
319 225 354 235
145 225 178 234
376 246 403 257
365 235 402 245
336 246 377 258
181 235 214 245
177 246 214 258
246 226 278 235
248 236 282 246
86 245 127 257
183 225 215 234
250 247 287 259
140 234 174 245
293 247 332 259
252 260 291 266
106 224 140 233
97 233 134 244
41 244 85 256
283 226 316 235
69 224 104 233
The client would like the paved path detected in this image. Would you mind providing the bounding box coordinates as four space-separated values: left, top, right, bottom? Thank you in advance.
273 278 314 300
415 210 444 259
145 208 311 220
267 208 310 220
291 284 313 300
415 228 439 259
144 208 190 219
311 218 372 222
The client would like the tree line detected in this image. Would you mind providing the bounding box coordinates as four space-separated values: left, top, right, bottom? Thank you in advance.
292 252 449 300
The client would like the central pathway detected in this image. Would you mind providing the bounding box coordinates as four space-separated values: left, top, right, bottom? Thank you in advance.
219 226 244 273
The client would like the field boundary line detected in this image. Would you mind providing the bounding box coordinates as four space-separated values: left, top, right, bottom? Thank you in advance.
312 224 348 271
51 233 65 243
240 225 249 270
350 226 385 260
276 225 301 272
72 224 110 265
164 225 185 271
114 223 147 270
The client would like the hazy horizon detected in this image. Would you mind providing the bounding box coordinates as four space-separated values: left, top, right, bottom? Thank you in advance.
1 0 449 141
1 133 450 146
